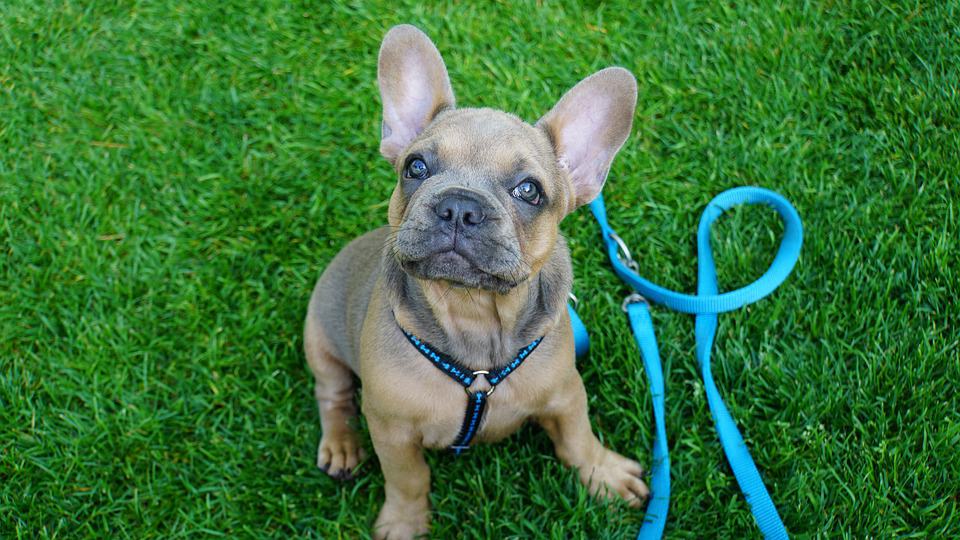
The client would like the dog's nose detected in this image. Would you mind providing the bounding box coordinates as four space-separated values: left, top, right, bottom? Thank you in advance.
435 195 485 226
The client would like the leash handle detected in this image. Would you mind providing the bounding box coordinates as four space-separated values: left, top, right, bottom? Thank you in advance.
586 186 801 539
591 189 802 314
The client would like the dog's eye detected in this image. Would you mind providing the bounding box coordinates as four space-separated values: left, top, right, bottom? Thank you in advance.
511 180 542 206
404 157 430 180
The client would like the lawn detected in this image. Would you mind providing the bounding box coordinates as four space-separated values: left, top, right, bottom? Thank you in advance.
2 0 958 538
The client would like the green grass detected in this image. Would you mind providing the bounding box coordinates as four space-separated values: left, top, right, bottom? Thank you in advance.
2 0 958 537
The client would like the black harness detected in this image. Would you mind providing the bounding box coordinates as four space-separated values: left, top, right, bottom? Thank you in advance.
400 329 542 454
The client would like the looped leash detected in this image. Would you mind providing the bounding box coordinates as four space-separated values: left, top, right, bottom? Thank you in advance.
574 186 802 538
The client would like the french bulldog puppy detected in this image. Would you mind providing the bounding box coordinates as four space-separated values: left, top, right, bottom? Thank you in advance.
304 24 646 539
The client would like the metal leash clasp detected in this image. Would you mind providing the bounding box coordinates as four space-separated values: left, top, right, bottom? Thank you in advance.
609 232 640 273
621 292 648 313
609 232 646 312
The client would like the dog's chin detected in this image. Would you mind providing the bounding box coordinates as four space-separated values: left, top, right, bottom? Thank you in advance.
399 251 524 294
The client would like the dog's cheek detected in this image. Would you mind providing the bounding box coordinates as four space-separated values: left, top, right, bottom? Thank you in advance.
523 214 560 276
387 185 407 227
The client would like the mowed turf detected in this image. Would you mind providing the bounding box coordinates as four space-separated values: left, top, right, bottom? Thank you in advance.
2 0 958 537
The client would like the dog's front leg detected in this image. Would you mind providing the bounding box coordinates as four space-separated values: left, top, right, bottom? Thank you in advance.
537 373 650 507
368 416 430 540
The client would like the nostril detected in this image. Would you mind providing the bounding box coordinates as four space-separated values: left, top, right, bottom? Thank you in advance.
436 201 454 221
462 210 485 226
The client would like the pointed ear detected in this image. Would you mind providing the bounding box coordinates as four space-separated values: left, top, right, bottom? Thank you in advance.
377 25 456 163
537 67 637 209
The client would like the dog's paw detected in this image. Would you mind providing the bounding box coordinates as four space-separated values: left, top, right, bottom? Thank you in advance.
317 431 366 481
580 449 650 508
373 504 429 540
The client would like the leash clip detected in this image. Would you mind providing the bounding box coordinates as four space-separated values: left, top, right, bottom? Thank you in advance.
621 292 648 313
609 232 640 273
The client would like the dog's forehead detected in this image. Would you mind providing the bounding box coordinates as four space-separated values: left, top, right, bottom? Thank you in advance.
424 108 554 174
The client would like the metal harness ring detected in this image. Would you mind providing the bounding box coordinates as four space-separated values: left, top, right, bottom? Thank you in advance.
469 370 496 396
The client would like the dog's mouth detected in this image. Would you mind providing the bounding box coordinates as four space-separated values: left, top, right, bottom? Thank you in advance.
393 227 527 294
400 251 523 293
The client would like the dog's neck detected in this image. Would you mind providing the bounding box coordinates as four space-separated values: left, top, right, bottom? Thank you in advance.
416 281 534 363
386 238 572 370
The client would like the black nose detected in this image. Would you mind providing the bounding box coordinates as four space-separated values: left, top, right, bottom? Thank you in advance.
435 195 486 226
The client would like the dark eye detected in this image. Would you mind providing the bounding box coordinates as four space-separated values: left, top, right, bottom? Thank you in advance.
511 180 542 205
404 157 430 180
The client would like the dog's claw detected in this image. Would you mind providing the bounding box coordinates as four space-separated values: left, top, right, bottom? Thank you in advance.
334 468 356 482
317 432 366 481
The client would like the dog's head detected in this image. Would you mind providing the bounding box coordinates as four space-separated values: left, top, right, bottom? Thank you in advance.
378 25 636 294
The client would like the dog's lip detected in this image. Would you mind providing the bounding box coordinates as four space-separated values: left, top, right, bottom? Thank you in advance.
398 250 527 292
392 225 528 290
402 247 480 274
395 240 474 266
406 247 491 276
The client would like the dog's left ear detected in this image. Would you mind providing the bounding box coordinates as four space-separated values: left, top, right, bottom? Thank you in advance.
537 67 637 210
377 24 456 163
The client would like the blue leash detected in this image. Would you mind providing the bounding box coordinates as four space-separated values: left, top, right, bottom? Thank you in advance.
567 186 802 539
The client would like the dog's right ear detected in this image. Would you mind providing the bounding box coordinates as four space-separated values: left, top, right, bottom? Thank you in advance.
377 25 456 163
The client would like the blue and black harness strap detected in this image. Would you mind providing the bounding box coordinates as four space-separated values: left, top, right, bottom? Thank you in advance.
401 330 543 454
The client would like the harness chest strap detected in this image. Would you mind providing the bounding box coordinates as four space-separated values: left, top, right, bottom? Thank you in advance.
401 330 543 455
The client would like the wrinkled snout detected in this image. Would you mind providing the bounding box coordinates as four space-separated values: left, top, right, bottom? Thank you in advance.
391 186 526 292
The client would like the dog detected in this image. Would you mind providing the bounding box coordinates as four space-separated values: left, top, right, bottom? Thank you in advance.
304 24 646 539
